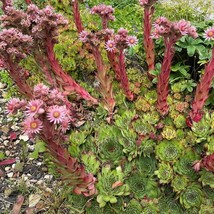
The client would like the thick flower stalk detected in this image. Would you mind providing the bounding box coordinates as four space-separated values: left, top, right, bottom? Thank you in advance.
0 28 33 98
152 17 198 115
71 0 84 33
188 27 214 124
0 4 97 104
91 4 121 81
6 84 97 196
79 30 115 117
139 0 157 78
105 28 138 100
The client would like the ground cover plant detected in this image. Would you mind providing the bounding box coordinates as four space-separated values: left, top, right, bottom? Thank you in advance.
0 0 214 213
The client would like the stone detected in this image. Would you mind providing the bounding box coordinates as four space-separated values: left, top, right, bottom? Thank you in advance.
7 172 13 178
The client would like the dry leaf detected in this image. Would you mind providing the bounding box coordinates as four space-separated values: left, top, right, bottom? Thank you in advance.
29 194 41 208
12 195 24 214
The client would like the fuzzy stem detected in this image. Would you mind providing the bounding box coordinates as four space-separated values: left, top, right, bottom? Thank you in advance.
92 46 115 116
118 49 134 101
45 37 97 104
6 55 32 98
72 0 84 33
188 47 214 123
143 6 155 79
40 119 97 196
157 39 175 115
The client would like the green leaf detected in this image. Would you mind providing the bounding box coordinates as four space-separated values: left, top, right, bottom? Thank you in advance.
187 46 196 57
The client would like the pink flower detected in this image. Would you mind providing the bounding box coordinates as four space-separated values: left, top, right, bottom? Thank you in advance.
139 0 148 6
23 117 43 136
6 98 25 114
118 28 129 36
33 83 49 96
105 40 116 52
188 26 198 38
49 89 64 101
43 5 54 16
47 105 66 124
26 99 44 117
79 31 89 43
126 36 138 47
154 17 169 27
174 19 190 36
60 118 71 133
204 27 214 41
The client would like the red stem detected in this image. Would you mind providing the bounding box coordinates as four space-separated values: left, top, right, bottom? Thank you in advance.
143 6 155 79
45 37 97 104
25 0 31 4
72 0 84 33
157 39 175 115
6 55 33 98
92 46 115 115
188 47 214 123
119 49 134 101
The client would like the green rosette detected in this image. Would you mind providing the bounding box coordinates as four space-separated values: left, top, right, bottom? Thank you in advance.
174 149 200 179
155 163 173 184
199 205 214 214
100 139 124 163
158 197 184 214
125 199 142 214
179 184 203 209
156 140 183 162
135 155 157 176
199 170 214 188
140 139 156 157
171 175 189 193
142 203 159 214
96 166 130 207
127 173 160 199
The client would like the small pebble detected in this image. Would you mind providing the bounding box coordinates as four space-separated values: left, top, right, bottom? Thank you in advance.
5 167 10 171
7 172 13 178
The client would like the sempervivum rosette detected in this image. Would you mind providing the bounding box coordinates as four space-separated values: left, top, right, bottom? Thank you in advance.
171 175 189 193
100 139 124 164
96 166 130 207
127 173 160 199
125 199 142 214
199 170 214 188
155 163 173 184
135 155 157 176
174 149 200 179
156 140 183 162
179 184 203 209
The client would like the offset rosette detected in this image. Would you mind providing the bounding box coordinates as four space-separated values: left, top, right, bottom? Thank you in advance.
171 175 189 193
156 140 183 162
199 170 214 188
155 162 173 184
174 150 200 179
179 184 203 209
127 173 160 199
125 200 142 213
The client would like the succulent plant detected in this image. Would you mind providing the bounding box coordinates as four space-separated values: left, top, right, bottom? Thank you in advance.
125 199 142 214
173 114 186 129
132 118 155 135
140 139 156 157
205 136 214 155
155 163 173 184
68 194 88 212
135 155 157 176
143 111 160 125
191 114 212 142
135 97 151 112
96 165 130 207
144 90 157 105
199 170 214 188
127 173 160 199
174 150 200 179
161 126 177 140
156 140 183 162
81 153 100 175
158 196 184 214
199 205 214 214
171 175 189 193
85 200 104 214
203 185 214 201
142 202 159 214
179 184 203 209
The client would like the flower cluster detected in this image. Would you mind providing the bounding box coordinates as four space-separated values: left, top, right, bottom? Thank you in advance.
90 4 115 21
1 4 68 39
105 28 138 51
0 28 33 59
6 84 73 138
204 26 214 41
152 17 198 39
